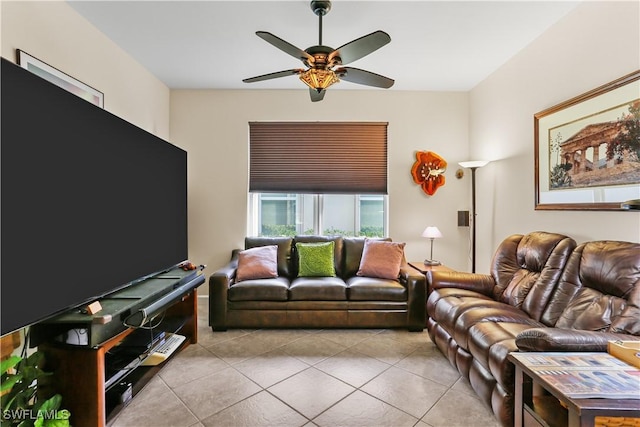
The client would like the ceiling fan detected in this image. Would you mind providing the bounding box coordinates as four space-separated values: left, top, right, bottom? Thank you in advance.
243 0 394 102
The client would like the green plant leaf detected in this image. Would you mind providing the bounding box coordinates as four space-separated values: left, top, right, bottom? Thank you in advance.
1 356 22 375
25 352 44 369
1 352 71 427
34 398 70 427
42 415 70 427
1 372 23 392
38 395 61 413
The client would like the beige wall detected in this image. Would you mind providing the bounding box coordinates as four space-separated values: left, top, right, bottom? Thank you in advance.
1 0 170 346
172 1 640 279
469 0 640 269
2 1 638 281
1 1 170 138
170 90 471 277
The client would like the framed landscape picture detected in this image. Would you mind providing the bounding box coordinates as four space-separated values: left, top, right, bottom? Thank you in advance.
535 70 640 210
17 49 104 108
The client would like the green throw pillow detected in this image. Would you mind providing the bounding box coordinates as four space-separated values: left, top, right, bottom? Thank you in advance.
296 241 336 277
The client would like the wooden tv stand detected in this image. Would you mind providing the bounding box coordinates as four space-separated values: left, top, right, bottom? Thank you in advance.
37 269 204 427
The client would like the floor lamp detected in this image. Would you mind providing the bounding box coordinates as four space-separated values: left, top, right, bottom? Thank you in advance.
459 160 489 273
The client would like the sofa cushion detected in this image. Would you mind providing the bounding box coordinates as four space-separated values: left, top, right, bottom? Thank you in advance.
555 288 627 332
488 232 576 323
245 237 294 278
289 277 347 300
357 239 405 280
228 277 290 301
453 305 543 351
468 321 533 382
296 241 336 277
347 276 407 301
550 240 640 334
236 245 278 282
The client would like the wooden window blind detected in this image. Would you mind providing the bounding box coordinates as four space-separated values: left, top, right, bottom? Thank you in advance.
249 122 388 194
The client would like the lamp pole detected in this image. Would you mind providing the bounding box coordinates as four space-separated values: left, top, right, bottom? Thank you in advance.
458 160 489 274
470 166 478 274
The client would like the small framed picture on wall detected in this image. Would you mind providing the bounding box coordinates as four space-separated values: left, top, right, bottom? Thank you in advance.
17 49 104 108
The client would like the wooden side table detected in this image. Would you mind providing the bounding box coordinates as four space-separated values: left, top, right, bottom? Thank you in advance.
509 352 640 427
408 261 454 275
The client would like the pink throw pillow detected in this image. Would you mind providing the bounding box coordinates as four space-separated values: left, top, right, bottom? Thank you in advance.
236 245 278 282
357 239 406 280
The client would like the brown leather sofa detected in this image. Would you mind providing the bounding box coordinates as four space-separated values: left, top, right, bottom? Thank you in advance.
209 235 426 331
426 231 640 426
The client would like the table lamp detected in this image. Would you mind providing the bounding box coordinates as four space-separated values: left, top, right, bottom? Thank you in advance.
422 226 443 265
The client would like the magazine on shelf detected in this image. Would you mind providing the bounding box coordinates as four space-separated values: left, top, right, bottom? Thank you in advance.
511 352 640 400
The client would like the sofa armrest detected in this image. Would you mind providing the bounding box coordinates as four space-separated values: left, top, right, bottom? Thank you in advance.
516 327 640 352
427 270 495 296
400 264 427 332
208 252 239 331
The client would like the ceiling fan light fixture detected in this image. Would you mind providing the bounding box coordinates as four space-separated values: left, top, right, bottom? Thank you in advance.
299 68 340 91
244 0 392 101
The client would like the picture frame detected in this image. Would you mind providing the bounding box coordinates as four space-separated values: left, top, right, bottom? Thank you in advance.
17 49 104 108
534 70 640 210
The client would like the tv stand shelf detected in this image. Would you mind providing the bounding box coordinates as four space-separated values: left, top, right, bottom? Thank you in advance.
36 268 205 427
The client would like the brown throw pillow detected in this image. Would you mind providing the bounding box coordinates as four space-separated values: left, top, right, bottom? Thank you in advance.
357 239 406 280
236 245 278 282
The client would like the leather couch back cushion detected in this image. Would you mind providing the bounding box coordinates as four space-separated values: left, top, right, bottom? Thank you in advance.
554 240 640 334
491 232 576 322
555 288 626 331
245 237 293 277
611 285 640 335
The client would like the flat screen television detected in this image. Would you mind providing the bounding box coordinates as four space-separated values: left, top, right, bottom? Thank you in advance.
1 58 188 336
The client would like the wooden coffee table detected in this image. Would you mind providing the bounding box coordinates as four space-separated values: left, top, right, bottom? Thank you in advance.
509 352 640 427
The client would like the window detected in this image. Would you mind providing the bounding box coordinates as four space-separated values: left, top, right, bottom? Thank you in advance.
249 193 387 237
248 122 388 237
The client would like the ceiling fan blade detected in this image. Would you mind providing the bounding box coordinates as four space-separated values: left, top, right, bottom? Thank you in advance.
330 31 391 65
309 88 326 102
243 69 302 83
337 67 394 89
256 31 314 63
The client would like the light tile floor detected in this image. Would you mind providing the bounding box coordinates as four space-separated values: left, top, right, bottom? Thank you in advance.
110 297 501 427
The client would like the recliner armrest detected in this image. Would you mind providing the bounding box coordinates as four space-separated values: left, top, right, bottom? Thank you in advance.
516 327 640 352
427 270 495 296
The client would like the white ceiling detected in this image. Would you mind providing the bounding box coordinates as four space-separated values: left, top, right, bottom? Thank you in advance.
68 0 580 92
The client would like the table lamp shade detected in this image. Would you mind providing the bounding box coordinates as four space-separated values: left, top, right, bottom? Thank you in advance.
422 226 443 239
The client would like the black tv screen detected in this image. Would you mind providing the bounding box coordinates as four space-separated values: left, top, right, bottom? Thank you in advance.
1 58 188 336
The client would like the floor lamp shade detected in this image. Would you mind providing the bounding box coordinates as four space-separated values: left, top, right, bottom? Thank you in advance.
422 226 443 265
459 160 489 273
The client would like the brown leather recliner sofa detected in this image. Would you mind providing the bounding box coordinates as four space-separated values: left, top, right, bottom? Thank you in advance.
426 231 640 426
209 235 427 331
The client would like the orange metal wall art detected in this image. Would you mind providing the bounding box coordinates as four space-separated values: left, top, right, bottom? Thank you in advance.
411 151 447 196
